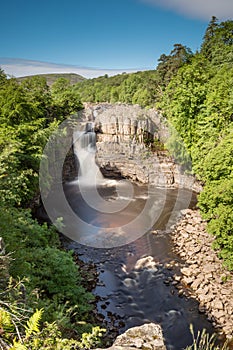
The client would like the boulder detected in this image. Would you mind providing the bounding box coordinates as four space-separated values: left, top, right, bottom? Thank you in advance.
95 323 166 350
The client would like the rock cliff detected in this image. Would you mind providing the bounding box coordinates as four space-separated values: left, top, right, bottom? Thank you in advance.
78 103 200 192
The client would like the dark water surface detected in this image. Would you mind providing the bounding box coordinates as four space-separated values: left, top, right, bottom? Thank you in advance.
60 181 220 350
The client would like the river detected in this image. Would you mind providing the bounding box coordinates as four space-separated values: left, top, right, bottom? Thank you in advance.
61 180 219 350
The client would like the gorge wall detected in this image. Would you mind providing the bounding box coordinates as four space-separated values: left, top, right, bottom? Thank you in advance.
71 103 200 192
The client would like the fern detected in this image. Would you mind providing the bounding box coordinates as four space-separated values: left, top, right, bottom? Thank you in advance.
0 308 14 338
25 309 43 339
10 340 27 350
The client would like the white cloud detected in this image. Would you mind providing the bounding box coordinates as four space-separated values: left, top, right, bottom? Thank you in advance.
0 58 139 79
141 0 233 20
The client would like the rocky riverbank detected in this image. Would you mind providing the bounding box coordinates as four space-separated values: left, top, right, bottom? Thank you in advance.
171 209 233 339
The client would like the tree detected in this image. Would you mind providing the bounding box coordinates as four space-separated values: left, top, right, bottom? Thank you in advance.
156 44 193 88
201 17 233 65
20 76 52 118
51 78 83 118
201 16 219 58
0 79 37 126
0 67 7 86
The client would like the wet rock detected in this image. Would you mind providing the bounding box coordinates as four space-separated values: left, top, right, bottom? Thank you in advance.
134 256 158 271
198 303 206 313
122 278 136 288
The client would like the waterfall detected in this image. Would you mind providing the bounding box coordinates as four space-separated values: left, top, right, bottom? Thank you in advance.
73 124 104 186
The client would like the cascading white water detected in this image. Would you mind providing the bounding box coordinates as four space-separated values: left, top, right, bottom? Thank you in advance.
72 123 134 216
73 124 104 186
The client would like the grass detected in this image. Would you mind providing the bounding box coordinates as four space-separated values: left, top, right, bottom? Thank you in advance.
185 325 230 350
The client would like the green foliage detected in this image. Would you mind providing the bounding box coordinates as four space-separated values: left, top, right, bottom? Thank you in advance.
20 76 52 118
0 209 97 346
201 17 233 65
0 309 14 336
160 53 209 151
51 77 83 118
0 206 94 322
0 299 104 350
156 43 193 89
78 326 106 349
164 126 192 171
0 74 62 206
198 128 233 183
159 19 233 270
201 16 219 59
17 72 85 87
0 67 7 85
74 70 160 107
198 178 233 270
0 67 101 347
25 309 43 339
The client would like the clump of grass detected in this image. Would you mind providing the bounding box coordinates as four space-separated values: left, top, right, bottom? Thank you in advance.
185 324 229 350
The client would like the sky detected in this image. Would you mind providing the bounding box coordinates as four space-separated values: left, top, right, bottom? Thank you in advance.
0 0 233 78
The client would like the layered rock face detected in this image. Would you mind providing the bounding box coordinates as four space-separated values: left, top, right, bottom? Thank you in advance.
82 103 200 191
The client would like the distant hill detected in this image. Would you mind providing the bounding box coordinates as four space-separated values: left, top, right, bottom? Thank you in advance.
17 73 86 86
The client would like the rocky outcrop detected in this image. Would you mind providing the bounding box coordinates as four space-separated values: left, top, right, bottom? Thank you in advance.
171 209 233 339
80 103 201 192
95 323 166 350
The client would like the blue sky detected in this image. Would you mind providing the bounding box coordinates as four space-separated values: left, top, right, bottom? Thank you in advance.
1 0 232 78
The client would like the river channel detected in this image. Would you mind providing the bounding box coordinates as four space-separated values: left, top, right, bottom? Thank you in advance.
61 180 218 350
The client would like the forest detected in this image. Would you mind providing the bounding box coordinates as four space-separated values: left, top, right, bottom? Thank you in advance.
0 72 105 348
0 16 232 349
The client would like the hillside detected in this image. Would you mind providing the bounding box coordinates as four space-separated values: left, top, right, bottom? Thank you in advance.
17 72 85 86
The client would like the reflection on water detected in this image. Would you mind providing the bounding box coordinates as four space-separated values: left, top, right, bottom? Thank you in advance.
63 180 194 248
62 181 219 350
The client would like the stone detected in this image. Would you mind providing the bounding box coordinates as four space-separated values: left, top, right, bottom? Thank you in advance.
171 209 233 338
212 300 224 310
122 278 136 288
198 303 206 313
112 323 166 350
203 264 216 274
134 256 158 271
181 267 193 277
183 276 193 285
